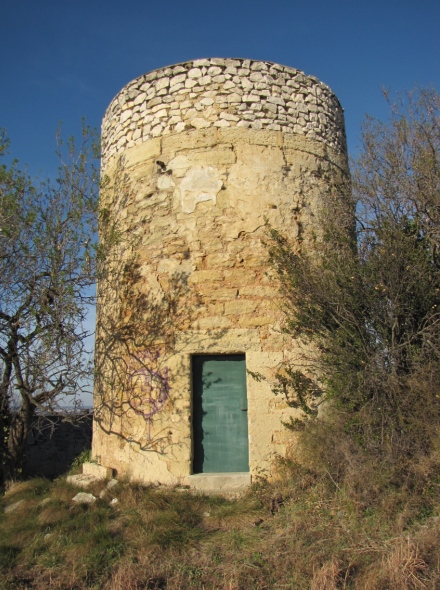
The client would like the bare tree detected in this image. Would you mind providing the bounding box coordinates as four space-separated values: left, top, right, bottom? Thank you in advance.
0 127 100 486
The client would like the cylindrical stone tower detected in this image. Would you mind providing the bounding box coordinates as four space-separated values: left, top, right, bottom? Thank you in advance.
93 58 348 491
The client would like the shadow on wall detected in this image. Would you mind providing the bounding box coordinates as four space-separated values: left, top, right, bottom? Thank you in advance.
93 157 199 455
24 412 93 478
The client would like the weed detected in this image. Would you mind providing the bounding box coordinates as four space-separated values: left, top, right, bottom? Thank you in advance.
69 449 92 473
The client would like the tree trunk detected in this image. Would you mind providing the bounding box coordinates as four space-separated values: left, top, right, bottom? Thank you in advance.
4 403 35 484
0 359 13 491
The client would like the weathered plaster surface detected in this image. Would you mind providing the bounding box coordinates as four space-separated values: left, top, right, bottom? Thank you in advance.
180 166 223 213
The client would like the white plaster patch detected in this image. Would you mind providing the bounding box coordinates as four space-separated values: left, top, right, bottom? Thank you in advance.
157 175 175 190
180 166 222 213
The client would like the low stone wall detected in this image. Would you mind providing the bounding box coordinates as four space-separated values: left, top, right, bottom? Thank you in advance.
102 58 346 166
24 413 92 478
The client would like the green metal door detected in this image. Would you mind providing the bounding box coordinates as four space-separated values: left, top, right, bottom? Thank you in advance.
192 354 249 473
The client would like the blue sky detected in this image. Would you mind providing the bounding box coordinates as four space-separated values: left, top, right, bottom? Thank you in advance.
2 0 439 176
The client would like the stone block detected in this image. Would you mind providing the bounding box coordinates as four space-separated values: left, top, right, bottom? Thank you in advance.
224 299 258 315
66 474 100 489
162 128 218 153
190 117 210 129
83 462 113 480
4 500 24 514
198 286 237 300
187 472 251 494
106 478 119 490
183 146 236 168
188 270 224 284
187 68 202 79
238 285 277 297
214 119 230 128
223 269 256 285
204 253 236 268
120 137 161 170
240 315 273 327
220 127 280 147
192 316 233 329
72 492 96 504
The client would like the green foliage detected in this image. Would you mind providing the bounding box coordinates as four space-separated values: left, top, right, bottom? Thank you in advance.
70 449 91 472
269 87 440 462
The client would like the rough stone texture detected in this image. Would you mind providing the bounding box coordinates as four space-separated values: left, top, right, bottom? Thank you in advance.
66 474 100 489
93 59 349 490
82 462 113 479
188 472 251 493
4 500 24 514
72 492 96 504
99 478 119 497
67 463 113 489
101 58 346 167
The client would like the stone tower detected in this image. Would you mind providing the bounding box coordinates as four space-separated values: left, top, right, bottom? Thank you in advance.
93 58 348 491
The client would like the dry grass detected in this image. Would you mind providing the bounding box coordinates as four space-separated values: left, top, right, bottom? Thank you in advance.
380 537 429 589
311 557 347 590
1 442 440 590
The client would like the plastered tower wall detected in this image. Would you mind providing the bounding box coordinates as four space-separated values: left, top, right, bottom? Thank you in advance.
93 58 348 487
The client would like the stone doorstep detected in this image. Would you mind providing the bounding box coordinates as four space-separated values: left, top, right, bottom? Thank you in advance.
186 472 251 494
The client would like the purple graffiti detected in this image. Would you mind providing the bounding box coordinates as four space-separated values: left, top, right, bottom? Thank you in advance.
126 350 171 439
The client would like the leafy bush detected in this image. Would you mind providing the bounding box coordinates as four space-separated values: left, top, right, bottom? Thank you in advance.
269 88 440 469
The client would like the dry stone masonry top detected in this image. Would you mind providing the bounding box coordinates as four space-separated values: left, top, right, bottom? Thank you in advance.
101 58 346 166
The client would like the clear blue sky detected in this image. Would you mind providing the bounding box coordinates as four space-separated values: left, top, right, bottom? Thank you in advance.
1 0 439 176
